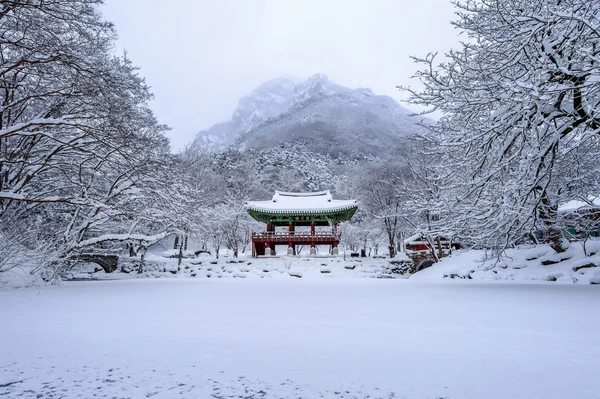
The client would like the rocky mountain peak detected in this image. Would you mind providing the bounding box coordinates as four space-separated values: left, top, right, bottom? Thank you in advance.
230 75 301 134
291 74 340 103
190 74 423 157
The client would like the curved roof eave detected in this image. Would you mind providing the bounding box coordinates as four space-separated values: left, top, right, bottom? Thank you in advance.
247 205 358 215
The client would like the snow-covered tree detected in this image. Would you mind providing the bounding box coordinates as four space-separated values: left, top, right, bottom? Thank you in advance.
356 165 408 258
403 0 600 253
0 1 172 273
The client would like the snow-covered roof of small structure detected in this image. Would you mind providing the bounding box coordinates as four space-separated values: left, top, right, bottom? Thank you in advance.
558 196 600 213
246 190 357 214
404 233 423 245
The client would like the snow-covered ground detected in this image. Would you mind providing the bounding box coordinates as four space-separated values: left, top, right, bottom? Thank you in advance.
60 240 599 285
69 252 410 281
412 242 600 284
1 279 599 399
2 241 599 289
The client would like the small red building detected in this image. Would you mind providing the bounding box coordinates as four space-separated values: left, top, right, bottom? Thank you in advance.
246 191 358 256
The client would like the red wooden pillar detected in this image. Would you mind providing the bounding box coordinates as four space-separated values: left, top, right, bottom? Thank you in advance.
310 222 316 255
332 223 339 255
265 224 273 255
288 223 294 255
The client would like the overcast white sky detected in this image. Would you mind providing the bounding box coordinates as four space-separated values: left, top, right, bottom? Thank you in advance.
102 0 461 151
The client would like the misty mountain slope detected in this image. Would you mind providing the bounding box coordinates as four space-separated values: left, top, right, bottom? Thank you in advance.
190 75 301 151
190 74 424 157
190 120 231 150
231 75 302 135
236 89 421 158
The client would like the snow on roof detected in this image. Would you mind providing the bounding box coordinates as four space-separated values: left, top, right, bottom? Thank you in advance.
558 196 600 213
246 190 357 213
404 233 423 245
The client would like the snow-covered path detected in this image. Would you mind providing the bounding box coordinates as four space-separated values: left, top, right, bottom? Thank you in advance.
1 279 598 399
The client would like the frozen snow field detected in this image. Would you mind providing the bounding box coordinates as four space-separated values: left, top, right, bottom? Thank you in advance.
1 279 599 399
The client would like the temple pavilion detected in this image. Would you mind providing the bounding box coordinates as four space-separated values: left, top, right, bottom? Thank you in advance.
246 190 358 257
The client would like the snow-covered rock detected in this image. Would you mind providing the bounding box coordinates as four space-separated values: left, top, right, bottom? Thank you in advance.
291 73 344 104
231 75 301 135
411 240 600 284
160 249 196 259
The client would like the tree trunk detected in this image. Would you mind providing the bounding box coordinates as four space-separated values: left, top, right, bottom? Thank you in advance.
424 235 439 262
539 189 568 253
137 248 147 274
548 227 568 253
436 236 443 259
529 233 539 245
388 245 395 258
386 228 396 258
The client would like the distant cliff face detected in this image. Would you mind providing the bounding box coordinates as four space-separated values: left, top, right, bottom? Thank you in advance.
230 75 301 135
190 74 423 158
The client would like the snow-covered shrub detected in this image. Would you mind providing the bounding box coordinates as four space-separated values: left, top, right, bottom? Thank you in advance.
388 259 415 275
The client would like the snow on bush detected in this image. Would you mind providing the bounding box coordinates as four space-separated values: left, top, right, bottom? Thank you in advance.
0 266 54 289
